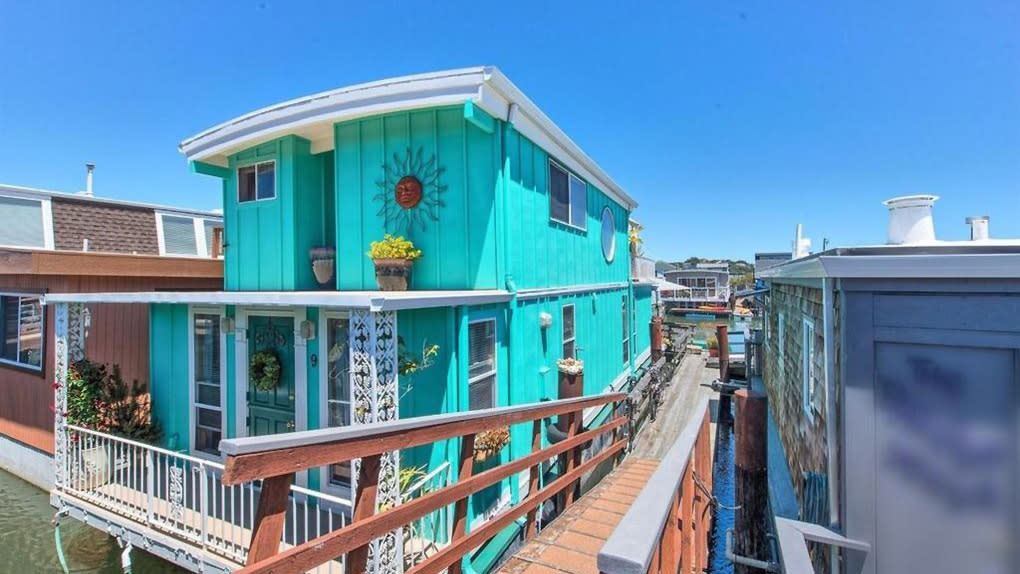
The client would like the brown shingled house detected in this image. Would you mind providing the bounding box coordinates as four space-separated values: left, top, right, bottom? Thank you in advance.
0 181 223 488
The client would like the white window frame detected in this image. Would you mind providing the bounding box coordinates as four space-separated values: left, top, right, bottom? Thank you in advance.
237 160 277 203
468 318 498 410
319 310 354 501
155 212 223 258
188 306 227 461
0 192 54 250
548 160 588 232
0 293 45 371
561 304 576 359
802 316 816 422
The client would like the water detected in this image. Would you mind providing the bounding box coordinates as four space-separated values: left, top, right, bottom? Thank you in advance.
707 398 735 574
664 313 751 350
0 467 183 573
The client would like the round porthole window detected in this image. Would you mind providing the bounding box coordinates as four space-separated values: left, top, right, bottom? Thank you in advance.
601 207 616 262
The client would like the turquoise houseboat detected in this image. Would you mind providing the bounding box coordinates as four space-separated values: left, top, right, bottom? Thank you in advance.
48 67 659 573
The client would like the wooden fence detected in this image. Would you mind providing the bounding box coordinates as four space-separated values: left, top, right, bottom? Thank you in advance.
219 393 627 574
597 395 713 574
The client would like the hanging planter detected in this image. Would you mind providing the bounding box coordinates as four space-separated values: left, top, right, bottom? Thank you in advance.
309 246 336 286
250 350 282 392
474 426 510 462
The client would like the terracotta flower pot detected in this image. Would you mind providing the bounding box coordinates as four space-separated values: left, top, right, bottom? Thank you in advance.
709 348 720 357
374 258 413 291
309 246 336 286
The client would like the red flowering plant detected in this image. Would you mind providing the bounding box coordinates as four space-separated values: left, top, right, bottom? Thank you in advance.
65 359 161 443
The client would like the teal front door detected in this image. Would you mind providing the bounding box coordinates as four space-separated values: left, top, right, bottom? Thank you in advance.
247 315 296 436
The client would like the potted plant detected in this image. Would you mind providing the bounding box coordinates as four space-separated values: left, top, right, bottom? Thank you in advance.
368 234 422 291
309 246 336 286
474 426 510 462
707 335 720 357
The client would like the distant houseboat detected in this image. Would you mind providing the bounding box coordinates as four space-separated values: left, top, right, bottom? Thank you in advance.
661 262 731 315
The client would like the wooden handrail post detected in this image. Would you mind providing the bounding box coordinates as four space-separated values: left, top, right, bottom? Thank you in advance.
679 462 695 574
563 409 582 507
245 473 294 566
349 454 382 574
734 389 768 574
525 420 542 539
448 433 476 574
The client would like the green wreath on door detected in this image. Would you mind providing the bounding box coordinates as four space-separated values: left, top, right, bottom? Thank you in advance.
249 350 282 392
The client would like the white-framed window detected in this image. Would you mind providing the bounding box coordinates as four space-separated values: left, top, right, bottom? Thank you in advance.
562 304 576 359
601 207 616 262
802 317 817 421
549 160 587 230
321 313 352 495
0 194 53 250
0 294 44 370
156 213 223 257
190 309 225 457
238 160 276 203
621 295 629 365
468 319 497 410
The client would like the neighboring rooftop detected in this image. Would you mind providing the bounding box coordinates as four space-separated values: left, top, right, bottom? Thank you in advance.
178 66 637 210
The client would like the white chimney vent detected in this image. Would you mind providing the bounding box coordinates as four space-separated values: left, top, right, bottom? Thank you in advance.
883 194 938 245
965 215 989 241
792 223 812 259
84 163 95 197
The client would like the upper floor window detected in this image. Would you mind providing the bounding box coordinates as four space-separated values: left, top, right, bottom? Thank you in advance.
238 161 276 203
468 319 497 410
157 213 223 258
0 294 44 370
0 195 49 249
549 161 587 230
802 317 817 421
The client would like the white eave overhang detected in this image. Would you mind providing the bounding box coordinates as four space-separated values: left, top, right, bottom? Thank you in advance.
44 289 512 312
757 252 1020 280
178 66 636 210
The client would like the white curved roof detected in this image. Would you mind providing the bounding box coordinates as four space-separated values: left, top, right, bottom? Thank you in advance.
179 66 636 209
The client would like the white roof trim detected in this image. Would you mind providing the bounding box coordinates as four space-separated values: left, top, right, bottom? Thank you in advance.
44 289 512 312
516 282 629 301
178 66 636 210
0 184 222 219
758 253 1020 280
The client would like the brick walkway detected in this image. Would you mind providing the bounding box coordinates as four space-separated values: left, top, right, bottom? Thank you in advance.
495 458 659 574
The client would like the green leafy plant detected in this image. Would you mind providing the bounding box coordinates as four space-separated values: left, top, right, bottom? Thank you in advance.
249 350 282 392
368 234 423 260
66 359 161 443
398 336 439 376
707 335 719 350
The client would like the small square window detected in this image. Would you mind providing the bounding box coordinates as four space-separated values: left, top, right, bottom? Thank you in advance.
237 161 275 203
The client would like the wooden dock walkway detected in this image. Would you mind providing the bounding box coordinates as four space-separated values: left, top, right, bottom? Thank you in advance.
495 355 717 574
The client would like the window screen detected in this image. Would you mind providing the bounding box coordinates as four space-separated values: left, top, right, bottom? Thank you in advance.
468 320 496 410
162 215 198 255
0 196 45 248
568 174 587 229
549 162 569 224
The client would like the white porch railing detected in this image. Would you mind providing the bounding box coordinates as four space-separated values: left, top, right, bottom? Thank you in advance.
59 425 351 572
402 462 453 568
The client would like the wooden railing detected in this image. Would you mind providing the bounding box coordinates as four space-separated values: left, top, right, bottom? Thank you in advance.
219 393 627 574
597 395 713 574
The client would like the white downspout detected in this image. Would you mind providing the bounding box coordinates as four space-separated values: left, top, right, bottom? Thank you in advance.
822 277 840 573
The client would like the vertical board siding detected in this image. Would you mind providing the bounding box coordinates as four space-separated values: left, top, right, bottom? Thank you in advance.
503 129 630 290
633 285 654 359
225 136 328 291
334 106 500 290
149 303 191 452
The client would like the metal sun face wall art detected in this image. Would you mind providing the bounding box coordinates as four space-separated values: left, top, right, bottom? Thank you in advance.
374 147 446 231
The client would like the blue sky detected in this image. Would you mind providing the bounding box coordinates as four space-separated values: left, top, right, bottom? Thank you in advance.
1 1 1016 261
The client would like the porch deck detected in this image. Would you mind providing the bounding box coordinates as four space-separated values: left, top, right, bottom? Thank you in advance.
496 357 717 574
